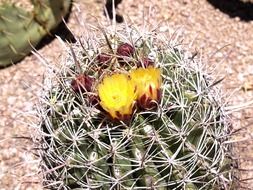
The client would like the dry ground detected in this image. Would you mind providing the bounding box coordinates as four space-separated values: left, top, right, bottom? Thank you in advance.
0 0 253 189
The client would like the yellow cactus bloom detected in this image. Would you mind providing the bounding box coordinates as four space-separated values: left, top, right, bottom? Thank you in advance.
130 67 162 109
98 73 137 120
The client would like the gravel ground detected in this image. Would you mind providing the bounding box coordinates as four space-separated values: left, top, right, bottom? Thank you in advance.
0 0 252 189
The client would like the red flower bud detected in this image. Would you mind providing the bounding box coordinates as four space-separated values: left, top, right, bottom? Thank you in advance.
97 53 111 64
88 94 100 106
138 89 161 110
114 111 132 122
137 58 154 68
117 43 135 57
71 74 94 93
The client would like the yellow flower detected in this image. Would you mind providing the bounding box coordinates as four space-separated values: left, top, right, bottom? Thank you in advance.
130 67 162 109
98 73 137 120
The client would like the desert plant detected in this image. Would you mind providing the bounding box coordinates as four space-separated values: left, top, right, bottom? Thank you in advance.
0 0 71 67
36 23 238 189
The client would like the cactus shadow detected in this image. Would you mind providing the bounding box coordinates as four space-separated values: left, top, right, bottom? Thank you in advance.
36 21 76 50
105 0 124 23
207 0 253 21
36 12 76 51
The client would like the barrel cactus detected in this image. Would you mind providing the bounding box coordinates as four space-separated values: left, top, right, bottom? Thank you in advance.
0 0 71 67
36 24 238 189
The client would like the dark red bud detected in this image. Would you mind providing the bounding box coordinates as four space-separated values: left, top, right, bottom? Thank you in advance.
137 58 154 68
88 94 100 106
97 53 111 64
71 74 94 93
114 111 132 122
117 43 135 57
138 90 161 110
138 95 157 110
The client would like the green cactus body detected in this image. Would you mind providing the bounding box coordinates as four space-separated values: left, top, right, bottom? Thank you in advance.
0 3 45 66
32 0 71 31
0 0 71 67
37 25 238 189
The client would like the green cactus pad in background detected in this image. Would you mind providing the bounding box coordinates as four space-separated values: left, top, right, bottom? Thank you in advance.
36 24 238 189
0 0 71 67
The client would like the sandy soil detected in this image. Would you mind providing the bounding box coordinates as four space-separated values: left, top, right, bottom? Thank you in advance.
0 0 252 189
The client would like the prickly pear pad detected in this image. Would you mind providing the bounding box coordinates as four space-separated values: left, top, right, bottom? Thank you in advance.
37 25 237 189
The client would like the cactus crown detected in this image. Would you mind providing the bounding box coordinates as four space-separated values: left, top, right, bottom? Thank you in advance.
37 23 237 189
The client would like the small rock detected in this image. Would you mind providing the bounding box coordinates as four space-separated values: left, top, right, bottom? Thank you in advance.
7 96 16 105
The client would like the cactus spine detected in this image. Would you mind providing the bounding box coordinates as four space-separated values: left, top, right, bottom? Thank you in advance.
36 24 238 189
0 0 71 67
